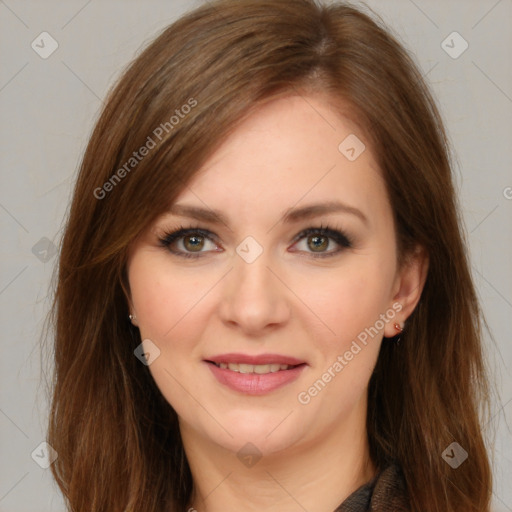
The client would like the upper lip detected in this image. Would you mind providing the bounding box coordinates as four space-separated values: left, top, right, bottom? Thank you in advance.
205 353 306 366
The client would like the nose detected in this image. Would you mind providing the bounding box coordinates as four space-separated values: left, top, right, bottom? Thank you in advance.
218 251 291 336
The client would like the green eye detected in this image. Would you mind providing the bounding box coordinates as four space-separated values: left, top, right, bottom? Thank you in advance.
158 224 353 259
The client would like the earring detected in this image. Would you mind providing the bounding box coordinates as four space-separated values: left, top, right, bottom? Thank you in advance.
393 322 404 345
129 314 136 322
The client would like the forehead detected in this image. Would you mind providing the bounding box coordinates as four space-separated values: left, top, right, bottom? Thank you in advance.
174 94 388 224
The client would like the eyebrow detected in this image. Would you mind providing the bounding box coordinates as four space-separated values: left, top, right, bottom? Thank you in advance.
166 201 368 227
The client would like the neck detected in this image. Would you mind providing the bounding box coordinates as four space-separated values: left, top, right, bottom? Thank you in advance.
180 396 376 512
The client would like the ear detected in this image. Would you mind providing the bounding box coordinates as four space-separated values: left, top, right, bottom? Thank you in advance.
384 245 429 338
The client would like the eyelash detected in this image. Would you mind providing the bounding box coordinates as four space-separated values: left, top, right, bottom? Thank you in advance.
157 223 353 260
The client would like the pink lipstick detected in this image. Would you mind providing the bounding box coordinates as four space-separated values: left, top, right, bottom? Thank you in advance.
204 353 307 395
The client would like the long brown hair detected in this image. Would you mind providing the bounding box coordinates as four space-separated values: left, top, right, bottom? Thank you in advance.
45 0 492 510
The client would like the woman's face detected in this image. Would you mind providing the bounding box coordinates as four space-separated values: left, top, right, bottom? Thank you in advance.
126 93 411 457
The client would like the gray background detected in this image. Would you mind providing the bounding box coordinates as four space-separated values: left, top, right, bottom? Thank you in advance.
0 0 511 510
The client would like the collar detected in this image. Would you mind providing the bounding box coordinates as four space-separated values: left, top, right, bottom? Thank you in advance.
333 464 410 512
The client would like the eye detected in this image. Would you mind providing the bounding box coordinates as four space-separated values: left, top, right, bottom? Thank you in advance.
158 226 221 259
157 223 353 259
290 224 352 258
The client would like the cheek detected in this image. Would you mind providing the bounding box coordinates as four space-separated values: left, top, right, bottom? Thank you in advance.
290 258 395 352
127 255 211 411
128 253 211 342
292 264 393 417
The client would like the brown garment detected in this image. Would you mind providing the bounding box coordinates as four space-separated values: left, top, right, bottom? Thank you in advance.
333 464 410 512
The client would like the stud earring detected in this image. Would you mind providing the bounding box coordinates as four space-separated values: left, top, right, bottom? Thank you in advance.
129 314 136 322
393 322 404 345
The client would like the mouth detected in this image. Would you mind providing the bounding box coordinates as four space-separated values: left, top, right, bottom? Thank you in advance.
204 353 307 394
207 361 302 374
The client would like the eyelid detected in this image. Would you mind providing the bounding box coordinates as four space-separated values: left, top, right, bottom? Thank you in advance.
291 225 352 246
157 226 220 256
156 223 353 258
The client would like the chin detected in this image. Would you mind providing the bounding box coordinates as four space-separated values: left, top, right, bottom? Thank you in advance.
183 406 308 459
221 431 301 460
223 410 310 456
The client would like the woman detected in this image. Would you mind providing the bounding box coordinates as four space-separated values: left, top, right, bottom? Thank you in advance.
47 0 492 510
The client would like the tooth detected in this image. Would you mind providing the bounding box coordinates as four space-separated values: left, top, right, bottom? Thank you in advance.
238 364 254 374
220 362 294 374
254 364 271 374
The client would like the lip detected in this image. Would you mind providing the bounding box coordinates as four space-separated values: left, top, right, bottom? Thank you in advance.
204 353 307 395
205 353 306 366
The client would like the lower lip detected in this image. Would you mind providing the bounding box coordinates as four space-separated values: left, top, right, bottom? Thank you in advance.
205 362 306 395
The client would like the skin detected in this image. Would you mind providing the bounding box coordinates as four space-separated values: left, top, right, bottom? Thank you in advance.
126 93 428 512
